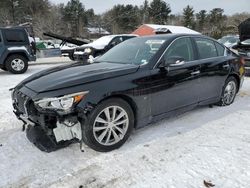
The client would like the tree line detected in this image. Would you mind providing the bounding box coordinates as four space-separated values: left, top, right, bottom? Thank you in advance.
0 0 249 39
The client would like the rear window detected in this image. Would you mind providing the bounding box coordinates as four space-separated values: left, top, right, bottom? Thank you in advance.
215 42 225 56
195 38 218 59
4 29 26 43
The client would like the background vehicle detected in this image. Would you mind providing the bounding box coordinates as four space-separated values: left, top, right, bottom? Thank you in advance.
0 28 36 74
43 32 90 60
73 34 137 62
232 18 250 76
218 35 240 48
12 34 244 152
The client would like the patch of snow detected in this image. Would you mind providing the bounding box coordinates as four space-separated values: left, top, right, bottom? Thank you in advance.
0 63 250 187
146 24 200 34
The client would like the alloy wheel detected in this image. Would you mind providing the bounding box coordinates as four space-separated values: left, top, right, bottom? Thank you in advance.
11 59 25 71
223 81 237 105
93 106 129 146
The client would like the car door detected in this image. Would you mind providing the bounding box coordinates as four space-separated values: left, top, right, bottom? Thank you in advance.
150 37 201 116
193 37 230 102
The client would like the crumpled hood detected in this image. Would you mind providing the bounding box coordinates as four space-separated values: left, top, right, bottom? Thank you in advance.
17 62 139 93
239 18 250 42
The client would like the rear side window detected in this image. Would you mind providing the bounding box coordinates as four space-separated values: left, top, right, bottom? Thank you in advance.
215 42 225 56
195 38 217 59
4 29 26 43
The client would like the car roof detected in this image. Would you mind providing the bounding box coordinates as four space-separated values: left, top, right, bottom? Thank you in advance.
108 34 138 37
0 27 26 31
137 33 210 40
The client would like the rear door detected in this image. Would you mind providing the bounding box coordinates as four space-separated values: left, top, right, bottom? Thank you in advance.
193 37 230 102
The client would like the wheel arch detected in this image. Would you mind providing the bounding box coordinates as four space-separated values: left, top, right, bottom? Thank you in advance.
227 73 240 92
4 52 28 67
99 94 138 127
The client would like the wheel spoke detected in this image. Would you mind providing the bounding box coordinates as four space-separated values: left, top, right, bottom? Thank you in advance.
95 117 108 124
98 129 108 142
114 119 127 126
111 129 120 142
105 130 112 144
104 108 111 122
114 126 124 134
93 126 107 132
112 106 117 121
114 111 126 122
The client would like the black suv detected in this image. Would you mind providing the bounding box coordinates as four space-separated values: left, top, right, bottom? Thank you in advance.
0 28 36 74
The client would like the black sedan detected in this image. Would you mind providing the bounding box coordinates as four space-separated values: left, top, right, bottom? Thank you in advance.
12 34 245 152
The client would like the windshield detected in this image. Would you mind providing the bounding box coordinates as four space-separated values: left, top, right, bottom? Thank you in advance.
96 37 166 65
218 36 239 44
92 35 115 46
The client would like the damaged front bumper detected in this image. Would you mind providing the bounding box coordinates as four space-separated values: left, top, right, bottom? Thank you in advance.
12 89 86 152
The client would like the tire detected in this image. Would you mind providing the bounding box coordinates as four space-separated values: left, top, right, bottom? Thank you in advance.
82 98 134 152
217 76 238 106
0 67 7 71
5 55 28 74
68 52 75 61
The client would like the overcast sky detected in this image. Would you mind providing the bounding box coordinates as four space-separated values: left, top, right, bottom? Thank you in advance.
50 0 250 15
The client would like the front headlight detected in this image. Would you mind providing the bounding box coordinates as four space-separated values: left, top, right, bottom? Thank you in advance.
34 91 89 111
84 48 92 54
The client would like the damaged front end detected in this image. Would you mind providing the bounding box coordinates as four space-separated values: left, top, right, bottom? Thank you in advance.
11 88 89 152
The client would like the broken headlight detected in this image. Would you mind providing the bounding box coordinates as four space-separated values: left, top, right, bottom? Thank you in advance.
34 91 89 112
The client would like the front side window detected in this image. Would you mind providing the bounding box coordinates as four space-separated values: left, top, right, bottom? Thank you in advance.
4 29 26 43
195 38 218 59
109 37 123 46
163 37 195 62
97 37 167 65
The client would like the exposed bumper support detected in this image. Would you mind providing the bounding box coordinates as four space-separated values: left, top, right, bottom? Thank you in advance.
26 125 76 152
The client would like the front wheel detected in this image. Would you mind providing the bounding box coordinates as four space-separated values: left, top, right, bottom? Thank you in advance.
218 76 238 106
82 98 134 152
5 55 28 74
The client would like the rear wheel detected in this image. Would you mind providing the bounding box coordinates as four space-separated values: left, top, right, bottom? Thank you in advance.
68 52 75 61
218 76 238 106
82 98 134 152
5 55 28 74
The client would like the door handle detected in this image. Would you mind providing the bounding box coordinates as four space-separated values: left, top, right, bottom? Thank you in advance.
223 64 230 68
191 70 200 75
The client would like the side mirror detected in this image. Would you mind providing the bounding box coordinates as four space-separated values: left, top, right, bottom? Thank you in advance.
161 56 185 67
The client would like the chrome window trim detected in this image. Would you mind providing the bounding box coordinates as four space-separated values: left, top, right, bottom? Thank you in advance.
153 36 192 69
